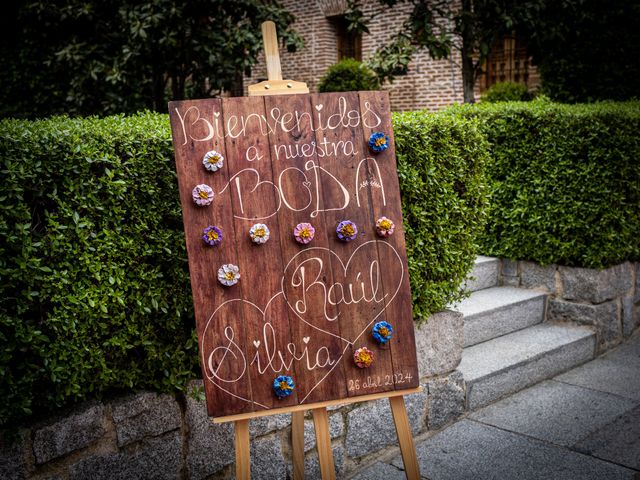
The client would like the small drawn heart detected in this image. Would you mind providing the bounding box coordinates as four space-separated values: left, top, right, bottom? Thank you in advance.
302 181 311 189
315 104 323 111
253 340 261 348
214 112 220 118
303 336 310 344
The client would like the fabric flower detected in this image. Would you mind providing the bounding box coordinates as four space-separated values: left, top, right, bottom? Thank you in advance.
372 321 394 344
336 220 358 242
368 132 389 153
217 264 240 286
273 375 295 398
249 223 270 244
375 216 395 237
294 222 315 244
353 347 374 368
192 184 214 206
202 150 224 172
203 225 223 246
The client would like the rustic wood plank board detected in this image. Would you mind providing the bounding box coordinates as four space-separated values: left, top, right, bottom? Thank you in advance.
263 93 349 405
168 99 254 416
357 91 420 389
221 96 299 410
168 92 418 417
308 92 395 396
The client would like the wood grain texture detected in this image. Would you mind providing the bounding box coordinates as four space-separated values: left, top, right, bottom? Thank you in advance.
222 96 299 410
357 91 420 389
389 396 421 479
264 93 348 405
310 92 394 396
168 99 253 416
234 419 251 480
168 92 418 418
312 408 337 480
291 411 305 480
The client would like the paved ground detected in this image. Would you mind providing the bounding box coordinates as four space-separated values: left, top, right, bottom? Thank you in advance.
354 332 640 480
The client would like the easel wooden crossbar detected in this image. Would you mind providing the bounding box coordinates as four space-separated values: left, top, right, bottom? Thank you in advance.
212 21 422 480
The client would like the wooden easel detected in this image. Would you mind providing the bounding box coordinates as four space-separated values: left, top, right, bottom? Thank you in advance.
212 21 422 480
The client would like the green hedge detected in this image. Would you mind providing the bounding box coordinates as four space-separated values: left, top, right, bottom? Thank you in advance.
453 99 640 268
317 58 381 92
394 111 489 318
0 114 197 428
0 111 487 428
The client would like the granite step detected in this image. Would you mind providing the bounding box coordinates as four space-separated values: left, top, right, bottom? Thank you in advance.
459 323 595 410
463 255 500 293
457 286 547 347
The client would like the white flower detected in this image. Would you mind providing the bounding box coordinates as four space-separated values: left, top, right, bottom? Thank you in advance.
217 264 240 286
249 223 270 244
203 150 224 172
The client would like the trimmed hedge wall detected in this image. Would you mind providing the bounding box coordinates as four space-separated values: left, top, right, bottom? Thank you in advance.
0 111 488 428
452 99 640 268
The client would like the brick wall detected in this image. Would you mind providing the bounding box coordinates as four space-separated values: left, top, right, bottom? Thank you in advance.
244 0 540 111
244 1 465 111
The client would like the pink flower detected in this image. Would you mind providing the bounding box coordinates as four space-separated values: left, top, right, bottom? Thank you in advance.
375 217 395 237
294 223 315 244
192 184 214 206
353 347 374 368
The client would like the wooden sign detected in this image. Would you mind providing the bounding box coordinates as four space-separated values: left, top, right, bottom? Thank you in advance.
169 91 419 418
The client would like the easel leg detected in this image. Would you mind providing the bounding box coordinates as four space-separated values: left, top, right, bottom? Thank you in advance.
389 396 421 480
312 407 336 480
292 411 305 480
235 419 251 480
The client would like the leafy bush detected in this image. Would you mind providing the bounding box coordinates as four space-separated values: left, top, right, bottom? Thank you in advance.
0 113 198 429
394 111 489 319
317 58 381 92
0 110 488 427
481 82 532 103
453 99 640 268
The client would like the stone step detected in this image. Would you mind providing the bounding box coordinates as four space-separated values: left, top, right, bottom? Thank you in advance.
457 286 547 347
463 255 500 293
459 323 595 410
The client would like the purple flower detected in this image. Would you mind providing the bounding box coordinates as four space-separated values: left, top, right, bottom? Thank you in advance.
294 223 315 244
192 184 214 206
336 220 357 242
202 225 222 246
368 132 389 152
273 375 295 398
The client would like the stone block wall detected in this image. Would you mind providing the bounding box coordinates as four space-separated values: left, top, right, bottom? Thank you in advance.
500 260 639 352
1 312 465 479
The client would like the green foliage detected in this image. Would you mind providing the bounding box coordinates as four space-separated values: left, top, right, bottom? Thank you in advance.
452 99 640 268
0 110 489 427
365 36 415 84
520 0 640 103
349 0 531 101
317 59 381 93
0 0 303 118
0 113 197 428
394 111 490 319
481 82 533 102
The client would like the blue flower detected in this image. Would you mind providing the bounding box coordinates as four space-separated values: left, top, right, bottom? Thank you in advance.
372 321 393 344
273 375 295 398
368 132 389 152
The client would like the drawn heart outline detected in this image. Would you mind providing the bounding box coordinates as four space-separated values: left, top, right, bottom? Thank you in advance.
201 240 404 407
